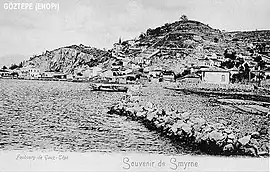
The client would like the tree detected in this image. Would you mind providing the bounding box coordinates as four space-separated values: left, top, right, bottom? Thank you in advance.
224 49 236 60
2 66 7 70
18 62 23 68
254 55 266 70
9 64 18 70
180 14 188 21
221 59 235 69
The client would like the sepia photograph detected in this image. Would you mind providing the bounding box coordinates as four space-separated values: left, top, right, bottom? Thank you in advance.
0 0 269 171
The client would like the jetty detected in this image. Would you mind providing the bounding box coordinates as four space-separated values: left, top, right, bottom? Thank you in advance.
108 96 269 157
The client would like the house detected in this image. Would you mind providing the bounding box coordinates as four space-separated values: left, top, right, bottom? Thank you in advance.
17 67 29 79
28 67 41 79
198 58 212 67
91 66 102 77
211 59 222 67
199 58 221 67
82 69 93 78
82 66 103 78
177 73 201 83
200 67 230 84
0 69 11 78
53 73 67 80
149 67 163 78
41 71 55 79
114 76 127 84
101 70 114 78
162 71 175 82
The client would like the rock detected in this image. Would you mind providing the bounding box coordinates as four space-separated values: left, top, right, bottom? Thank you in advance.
217 140 225 148
164 124 171 131
238 135 251 146
258 151 269 156
227 139 234 144
170 123 179 134
194 132 202 143
228 133 236 140
186 120 194 126
208 131 224 142
162 116 170 123
158 122 165 129
146 112 156 121
181 123 192 135
200 133 209 142
223 144 234 153
242 147 258 157
224 129 232 134
125 107 136 114
249 138 259 147
193 124 201 132
176 130 183 136
251 132 260 139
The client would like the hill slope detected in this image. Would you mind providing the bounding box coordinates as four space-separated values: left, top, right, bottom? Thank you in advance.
23 44 110 73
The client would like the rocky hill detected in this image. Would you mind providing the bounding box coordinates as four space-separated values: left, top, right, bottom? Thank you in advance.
119 19 270 73
23 44 111 74
20 19 270 75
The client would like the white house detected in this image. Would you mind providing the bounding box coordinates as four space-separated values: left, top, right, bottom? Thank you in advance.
28 67 41 79
19 66 41 79
41 71 55 79
84 66 102 78
201 67 230 84
0 69 10 78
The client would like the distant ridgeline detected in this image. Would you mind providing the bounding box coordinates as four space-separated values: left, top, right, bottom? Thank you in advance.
17 19 270 77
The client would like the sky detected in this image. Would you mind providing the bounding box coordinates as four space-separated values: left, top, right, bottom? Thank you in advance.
0 0 270 67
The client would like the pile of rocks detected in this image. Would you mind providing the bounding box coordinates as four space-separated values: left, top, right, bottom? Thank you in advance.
108 97 268 157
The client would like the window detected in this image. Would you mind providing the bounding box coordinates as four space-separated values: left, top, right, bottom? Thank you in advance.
221 75 225 82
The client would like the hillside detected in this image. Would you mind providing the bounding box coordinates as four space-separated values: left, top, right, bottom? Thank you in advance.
23 44 111 74
20 19 270 76
117 19 270 74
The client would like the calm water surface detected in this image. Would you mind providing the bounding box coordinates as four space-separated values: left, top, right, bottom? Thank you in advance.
0 79 189 154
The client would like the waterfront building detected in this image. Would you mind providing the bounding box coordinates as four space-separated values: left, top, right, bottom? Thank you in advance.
0 69 11 78
53 73 67 80
162 71 175 82
177 73 201 83
200 67 230 84
41 71 55 79
27 67 41 79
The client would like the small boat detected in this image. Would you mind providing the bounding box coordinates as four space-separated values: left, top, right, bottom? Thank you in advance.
90 83 128 92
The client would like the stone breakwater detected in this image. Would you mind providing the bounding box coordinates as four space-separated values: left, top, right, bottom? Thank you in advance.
108 96 269 157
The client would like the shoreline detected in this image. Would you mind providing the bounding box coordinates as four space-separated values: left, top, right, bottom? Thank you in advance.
108 97 269 157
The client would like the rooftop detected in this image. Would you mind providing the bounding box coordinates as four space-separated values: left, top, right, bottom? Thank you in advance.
200 67 229 72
